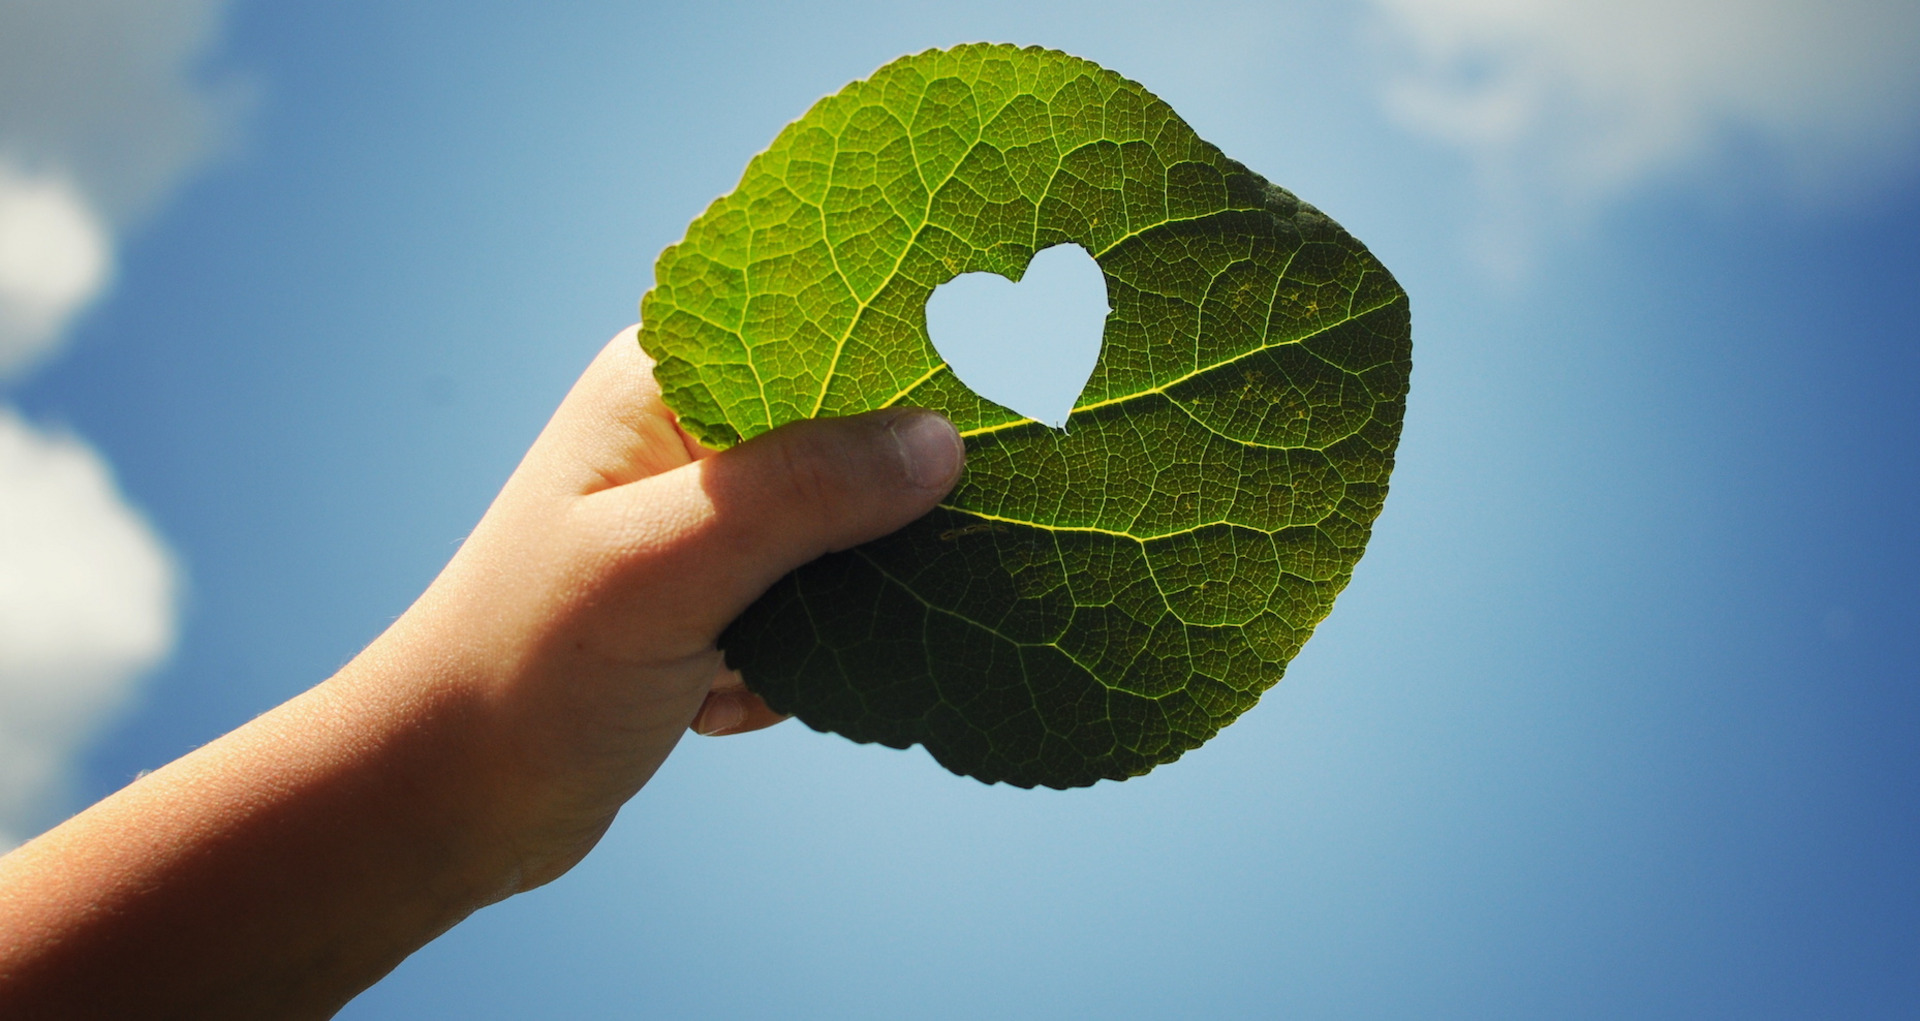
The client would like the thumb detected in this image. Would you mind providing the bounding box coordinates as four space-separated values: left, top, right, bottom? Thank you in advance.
611 407 965 642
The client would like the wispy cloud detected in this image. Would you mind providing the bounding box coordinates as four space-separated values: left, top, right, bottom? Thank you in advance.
0 0 247 222
1368 0 1920 273
0 0 242 847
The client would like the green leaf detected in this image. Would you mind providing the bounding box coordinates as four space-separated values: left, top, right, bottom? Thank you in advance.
640 43 1411 788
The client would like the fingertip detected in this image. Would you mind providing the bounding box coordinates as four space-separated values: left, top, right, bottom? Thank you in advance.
886 409 964 492
690 688 788 737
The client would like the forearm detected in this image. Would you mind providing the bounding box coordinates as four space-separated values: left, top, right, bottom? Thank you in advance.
0 634 514 1019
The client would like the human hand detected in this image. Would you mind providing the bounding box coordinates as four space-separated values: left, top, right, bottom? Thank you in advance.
378 325 966 891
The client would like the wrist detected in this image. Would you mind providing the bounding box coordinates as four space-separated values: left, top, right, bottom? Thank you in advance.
343 564 687 900
321 610 541 908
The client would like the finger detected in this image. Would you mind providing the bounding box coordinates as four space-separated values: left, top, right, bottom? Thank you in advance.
689 670 788 736
519 327 697 495
594 407 965 641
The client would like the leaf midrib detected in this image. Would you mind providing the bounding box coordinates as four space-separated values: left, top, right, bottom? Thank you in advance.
958 288 1406 441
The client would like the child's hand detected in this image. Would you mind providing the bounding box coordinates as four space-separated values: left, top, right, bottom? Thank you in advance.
396 326 965 889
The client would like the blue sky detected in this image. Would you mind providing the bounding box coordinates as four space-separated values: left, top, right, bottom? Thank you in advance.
2 1 1918 1017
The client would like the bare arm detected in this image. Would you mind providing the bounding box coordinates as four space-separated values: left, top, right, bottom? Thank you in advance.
0 328 964 1018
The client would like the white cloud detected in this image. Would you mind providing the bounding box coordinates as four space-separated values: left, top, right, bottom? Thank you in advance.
0 409 178 848
0 0 236 846
0 161 113 379
1369 0 1920 271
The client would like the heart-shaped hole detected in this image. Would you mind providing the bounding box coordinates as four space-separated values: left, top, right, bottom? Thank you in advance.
924 242 1108 430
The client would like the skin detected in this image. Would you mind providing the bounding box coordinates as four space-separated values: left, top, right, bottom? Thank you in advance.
0 328 965 1019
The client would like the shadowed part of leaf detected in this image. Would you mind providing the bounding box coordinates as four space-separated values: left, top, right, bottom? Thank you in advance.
641 43 1411 789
